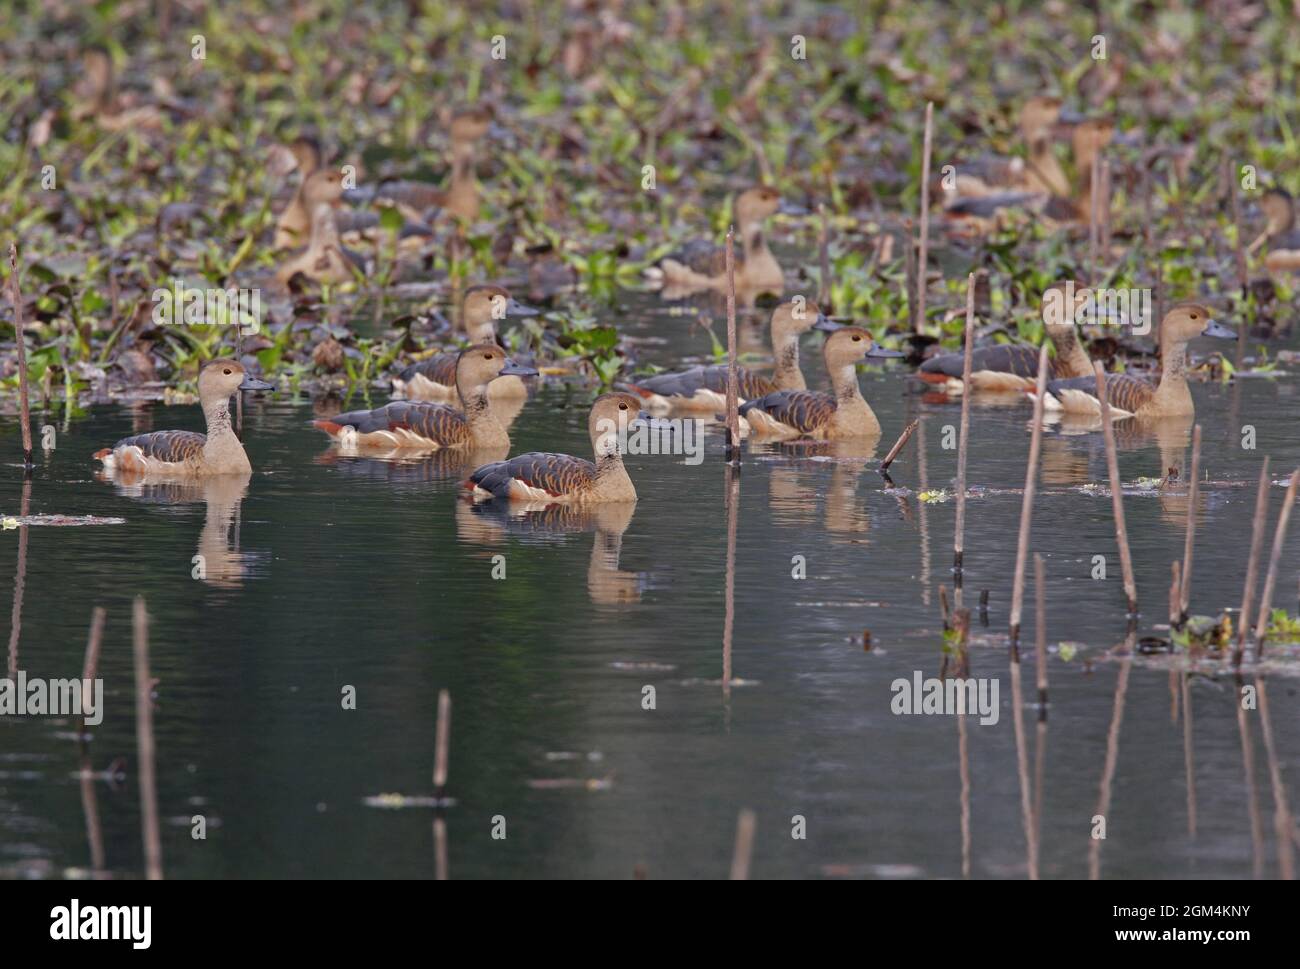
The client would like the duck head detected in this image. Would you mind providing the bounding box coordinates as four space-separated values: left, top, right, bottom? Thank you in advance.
198 360 273 404
590 392 648 458
462 285 540 343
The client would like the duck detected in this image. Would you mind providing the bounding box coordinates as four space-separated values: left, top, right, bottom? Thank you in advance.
943 96 1078 202
1041 304 1235 419
391 285 539 402
93 360 274 475
275 170 366 287
353 106 496 225
463 392 644 503
918 280 1095 393
622 300 834 412
313 344 537 450
274 136 324 249
945 118 1114 226
648 185 804 296
739 326 903 439
1248 188 1300 273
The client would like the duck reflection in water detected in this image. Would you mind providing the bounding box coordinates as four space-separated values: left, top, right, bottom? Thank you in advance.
95 468 254 589
456 499 644 606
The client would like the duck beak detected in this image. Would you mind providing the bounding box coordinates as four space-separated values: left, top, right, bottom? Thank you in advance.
239 374 275 392
777 200 808 217
1202 320 1236 339
341 186 370 205
505 298 540 317
499 358 539 377
813 313 842 332
1056 107 1086 125
867 345 905 359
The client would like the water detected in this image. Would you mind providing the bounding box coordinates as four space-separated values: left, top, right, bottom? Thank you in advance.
3 293 1299 879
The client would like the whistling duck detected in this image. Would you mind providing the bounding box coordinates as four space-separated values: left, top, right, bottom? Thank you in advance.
73 47 166 131
947 118 1114 226
275 170 366 286
391 285 539 402
1248 188 1300 273
623 300 834 412
1042 304 1234 419
354 106 496 225
918 281 1094 393
648 185 804 296
314 345 537 449
93 360 274 475
464 392 644 503
274 136 324 249
945 97 1077 201
739 326 903 439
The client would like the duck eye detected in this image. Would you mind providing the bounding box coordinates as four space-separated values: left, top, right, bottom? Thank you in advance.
223 369 232 375
619 403 628 410
1190 313 1198 320
852 335 862 342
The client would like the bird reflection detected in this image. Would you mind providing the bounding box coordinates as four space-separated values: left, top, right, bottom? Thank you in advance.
96 469 253 588
456 499 644 605
751 436 878 540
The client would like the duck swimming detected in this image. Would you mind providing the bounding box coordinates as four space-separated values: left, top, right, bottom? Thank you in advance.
1041 304 1234 419
93 360 274 475
918 281 1094 393
464 392 644 503
623 299 833 412
314 344 537 450
649 185 804 297
739 326 903 440
391 286 539 402
1248 188 1300 273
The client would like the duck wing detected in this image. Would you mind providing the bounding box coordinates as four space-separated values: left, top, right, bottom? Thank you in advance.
469 451 598 498
920 343 1039 380
102 429 206 462
398 353 458 387
738 390 835 433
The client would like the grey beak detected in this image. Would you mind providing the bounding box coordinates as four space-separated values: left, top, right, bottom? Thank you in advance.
1202 320 1236 339
499 358 539 377
506 298 540 317
813 313 841 333
1056 107 1086 125
341 187 370 205
488 122 511 140
867 345 905 359
777 200 808 217
239 374 275 392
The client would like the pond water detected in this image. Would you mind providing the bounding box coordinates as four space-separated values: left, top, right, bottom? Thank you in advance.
2 292 1299 879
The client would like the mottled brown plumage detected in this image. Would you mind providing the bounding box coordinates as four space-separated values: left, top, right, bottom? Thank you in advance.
93 360 274 475
108 430 207 464
315 344 536 449
740 389 836 434
465 393 642 503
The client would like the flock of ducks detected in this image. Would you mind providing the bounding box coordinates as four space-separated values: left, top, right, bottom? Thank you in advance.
91 94 1281 506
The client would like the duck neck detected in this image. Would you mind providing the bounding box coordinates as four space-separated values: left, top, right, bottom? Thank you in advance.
459 383 508 446
1152 337 1193 411
1050 327 1092 377
201 393 247 466
308 205 340 251
771 332 805 390
593 451 635 500
829 362 864 404
1027 139 1069 197
740 218 770 263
